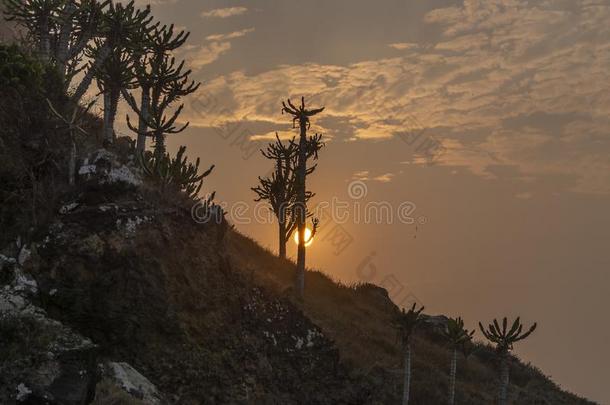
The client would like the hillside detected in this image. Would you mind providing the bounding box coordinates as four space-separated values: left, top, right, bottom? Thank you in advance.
0 44 596 405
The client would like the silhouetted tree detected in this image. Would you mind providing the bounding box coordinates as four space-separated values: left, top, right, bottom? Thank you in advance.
3 0 110 88
3 0 61 61
123 35 198 156
127 23 189 151
138 145 214 200
394 303 425 405
479 317 537 405
280 96 324 297
51 0 109 82
95 42 136 144
442 317 475 405
252 133 319 258
72 0 152 104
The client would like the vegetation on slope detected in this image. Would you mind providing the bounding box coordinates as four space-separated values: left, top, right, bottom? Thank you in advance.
0 25 596 405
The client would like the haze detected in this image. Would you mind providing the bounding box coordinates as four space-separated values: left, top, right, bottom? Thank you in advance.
127 0 610 402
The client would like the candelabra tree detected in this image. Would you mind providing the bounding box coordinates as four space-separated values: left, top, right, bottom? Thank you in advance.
54 0 108 83
3 0 62 61
3 0 110 89
251 133 319 259
280 96 324 298
72 0 152 104
442 317 475 405
394 303 425 405
94 42 137 144
127 23 189 151
124 49 199 157
479 317 537 405
138 145 214 200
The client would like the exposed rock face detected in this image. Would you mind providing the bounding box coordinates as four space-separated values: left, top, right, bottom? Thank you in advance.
0 254 98 405
78 149 142 188
99 362 165 404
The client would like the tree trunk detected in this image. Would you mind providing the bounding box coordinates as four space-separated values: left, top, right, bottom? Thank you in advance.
72 42 111 103
68 137 76 186
278 220 286 259
402 344 411 405
153 131 166 158
56 1 76 77
39 16 50 62
498 354 510 405
294 119 307 298
449 347 457 405
104 88 119 144
103 92 110 141
136 87 150 152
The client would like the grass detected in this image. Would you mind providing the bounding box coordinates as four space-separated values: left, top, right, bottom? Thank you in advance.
226 230 595 404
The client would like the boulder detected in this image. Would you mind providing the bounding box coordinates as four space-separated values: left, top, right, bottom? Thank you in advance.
98 362 165 405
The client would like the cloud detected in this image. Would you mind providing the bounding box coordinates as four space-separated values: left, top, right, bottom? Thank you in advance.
515 192 533 199
201 6 247 18
388 43 419 51
373 173 394 183
206 28 255 42
350 171 394 182
249 130 296 141
352 170 370 180
188 42 232 69
181 0 610 194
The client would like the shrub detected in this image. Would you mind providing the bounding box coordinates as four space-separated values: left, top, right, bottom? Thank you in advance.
138 145 214 200
0 44 43 92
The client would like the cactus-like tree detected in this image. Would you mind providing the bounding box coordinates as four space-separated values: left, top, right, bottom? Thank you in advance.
3 0 109 87
125 23 190 152
280 97 324 297
125 55 198 157
90 1 154 144
479 317 537 405
54 0 109 82
138 145 214 200
442 317 475 405
394 303 425 405
3 0 62 61
72 0 152 104
252 133 319 259
94 42 137 144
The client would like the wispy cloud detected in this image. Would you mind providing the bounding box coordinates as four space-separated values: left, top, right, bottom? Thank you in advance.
187 42 232 69
373 173 394 183
388 42 419 51
206 28 255 42
201 6 247 19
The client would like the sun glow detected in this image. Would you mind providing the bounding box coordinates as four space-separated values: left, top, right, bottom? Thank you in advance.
293 227 314 247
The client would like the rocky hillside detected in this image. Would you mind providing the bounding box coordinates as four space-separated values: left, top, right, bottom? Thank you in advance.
0 147 597 404
0 43 596 405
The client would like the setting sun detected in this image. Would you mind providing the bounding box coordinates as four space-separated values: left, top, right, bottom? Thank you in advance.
293 227 314 247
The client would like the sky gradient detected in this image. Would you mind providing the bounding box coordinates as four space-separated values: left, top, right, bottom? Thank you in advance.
127 0 610 402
